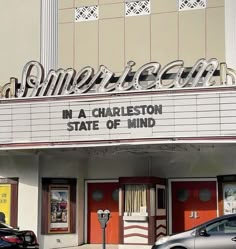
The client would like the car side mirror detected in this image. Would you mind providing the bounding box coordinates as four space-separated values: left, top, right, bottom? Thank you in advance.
199 228 209 236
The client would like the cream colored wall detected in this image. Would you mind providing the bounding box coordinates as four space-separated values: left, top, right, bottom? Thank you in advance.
58 0 225 73
0 154 39 234
38 152 88 249
0 0 40 86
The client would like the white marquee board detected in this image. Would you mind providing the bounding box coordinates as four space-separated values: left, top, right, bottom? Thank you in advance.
0 90 236 148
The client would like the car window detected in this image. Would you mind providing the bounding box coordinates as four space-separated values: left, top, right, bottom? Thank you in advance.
224 218 236 233
206 217 236 234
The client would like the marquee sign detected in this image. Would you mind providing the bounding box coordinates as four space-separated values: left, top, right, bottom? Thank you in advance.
63 104 162 132
0 58 236 99
1 89 236 148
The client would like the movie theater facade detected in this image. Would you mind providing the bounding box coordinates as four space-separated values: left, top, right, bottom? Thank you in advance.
1 1 236 249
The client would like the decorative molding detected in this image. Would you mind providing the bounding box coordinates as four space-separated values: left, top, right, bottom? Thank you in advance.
41 0 58 73
75 6 98 22
225 0 236 70
125 0 150 17
179 0 206 11
156 219 167 240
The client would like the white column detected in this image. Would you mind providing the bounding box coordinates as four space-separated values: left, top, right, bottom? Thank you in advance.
225 0 236 70
40 0 58 73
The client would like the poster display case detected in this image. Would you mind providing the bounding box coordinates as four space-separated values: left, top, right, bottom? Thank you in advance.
217 175 236 215
49 185 70 233
41 178 76 234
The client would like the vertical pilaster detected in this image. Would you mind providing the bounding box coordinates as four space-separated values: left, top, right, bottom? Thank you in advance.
41 0 58 73
225 0 236 69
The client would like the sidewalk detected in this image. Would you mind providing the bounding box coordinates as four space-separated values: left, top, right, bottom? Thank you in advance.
64 245 118 249
64 244 150 249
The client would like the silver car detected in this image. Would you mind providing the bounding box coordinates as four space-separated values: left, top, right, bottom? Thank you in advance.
152 214 236 249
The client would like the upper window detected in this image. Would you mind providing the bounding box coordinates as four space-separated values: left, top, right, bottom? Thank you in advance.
125 0 150 17
75 6 98 22
179 0 206 11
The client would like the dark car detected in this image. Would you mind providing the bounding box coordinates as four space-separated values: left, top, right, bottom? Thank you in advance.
0 222 39 249
152 214 236 249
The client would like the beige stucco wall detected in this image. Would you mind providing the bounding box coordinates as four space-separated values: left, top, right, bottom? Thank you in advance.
58 0 225 73
0 0 40 86
0 154 39 234
38 152 87 249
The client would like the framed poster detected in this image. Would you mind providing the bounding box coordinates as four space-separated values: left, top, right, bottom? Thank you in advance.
41 178 76 234
48 185 70 233
223 183 236 214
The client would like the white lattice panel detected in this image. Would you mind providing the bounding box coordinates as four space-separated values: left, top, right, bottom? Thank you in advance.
75 6 98 22
125 0 150 17
179 0 206 11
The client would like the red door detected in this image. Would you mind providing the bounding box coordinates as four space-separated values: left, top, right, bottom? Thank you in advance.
172 181 217 233
87 182 119 244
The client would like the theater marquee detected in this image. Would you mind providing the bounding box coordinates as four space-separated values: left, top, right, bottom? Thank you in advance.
0 58 236 99
1 58 236 149
0 90 236 148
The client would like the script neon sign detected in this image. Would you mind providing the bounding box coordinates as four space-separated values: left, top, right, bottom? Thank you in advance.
0 58 235 98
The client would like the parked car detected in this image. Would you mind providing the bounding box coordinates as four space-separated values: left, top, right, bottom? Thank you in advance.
0 221 39 249
152 213 236 249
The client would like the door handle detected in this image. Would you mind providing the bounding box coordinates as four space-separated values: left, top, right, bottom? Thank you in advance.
189 211 199 219
193 211 199 219
231 237 236 242
189 211 194 218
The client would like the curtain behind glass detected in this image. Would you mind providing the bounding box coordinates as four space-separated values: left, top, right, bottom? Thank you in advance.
125 184 147 214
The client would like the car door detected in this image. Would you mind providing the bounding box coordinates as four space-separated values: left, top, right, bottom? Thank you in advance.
194 216 236 249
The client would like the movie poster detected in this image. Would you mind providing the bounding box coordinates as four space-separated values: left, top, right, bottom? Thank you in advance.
223 183 236 214
49 185 70 233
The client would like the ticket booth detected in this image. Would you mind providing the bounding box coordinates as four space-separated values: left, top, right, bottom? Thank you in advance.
118 177 167 245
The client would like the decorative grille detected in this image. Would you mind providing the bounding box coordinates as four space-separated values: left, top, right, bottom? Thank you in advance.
75 6 98 22
179 0 206 11
125 0 150 17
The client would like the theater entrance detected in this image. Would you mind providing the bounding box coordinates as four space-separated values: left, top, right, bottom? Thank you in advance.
87 182 119 244
171 180 217 233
